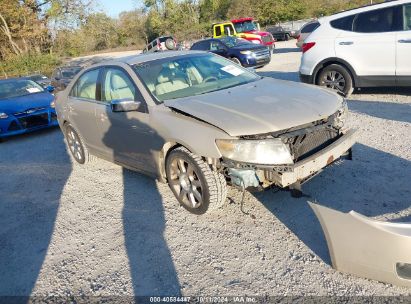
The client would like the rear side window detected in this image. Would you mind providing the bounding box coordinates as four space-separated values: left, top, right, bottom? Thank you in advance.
70 69 99 100
353 6 402 33
301 22 320 33
215 26 222 36
330 15 355 31
191 41 210 51
404 4 411 31
224 24 235 36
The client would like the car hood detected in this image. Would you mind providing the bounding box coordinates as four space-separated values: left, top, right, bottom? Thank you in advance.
0 92 54 114
243 30 271 37
164 77 343 137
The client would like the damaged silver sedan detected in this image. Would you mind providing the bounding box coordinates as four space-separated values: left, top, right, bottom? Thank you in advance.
55 51 356 214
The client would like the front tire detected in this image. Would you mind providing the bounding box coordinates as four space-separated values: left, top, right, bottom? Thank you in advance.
230 57 242 66
166 147 227 214
317 64 354 97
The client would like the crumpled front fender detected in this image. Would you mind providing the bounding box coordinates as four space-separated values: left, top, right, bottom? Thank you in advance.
309 202 411 288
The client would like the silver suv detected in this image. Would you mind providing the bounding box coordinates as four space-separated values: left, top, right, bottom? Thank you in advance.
55 51 356 214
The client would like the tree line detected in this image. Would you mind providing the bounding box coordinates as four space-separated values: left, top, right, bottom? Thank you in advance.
0 0 379 66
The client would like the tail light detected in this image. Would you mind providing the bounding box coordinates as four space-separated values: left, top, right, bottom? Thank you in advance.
302 42 316 53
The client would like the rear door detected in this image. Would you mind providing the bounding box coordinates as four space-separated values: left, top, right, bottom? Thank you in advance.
66 68 102 151
334 5 402 83
396 3 411 84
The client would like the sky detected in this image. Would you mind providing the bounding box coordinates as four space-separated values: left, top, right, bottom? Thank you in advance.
97 0 137 18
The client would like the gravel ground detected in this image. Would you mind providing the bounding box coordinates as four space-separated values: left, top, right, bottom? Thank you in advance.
1 40 410 297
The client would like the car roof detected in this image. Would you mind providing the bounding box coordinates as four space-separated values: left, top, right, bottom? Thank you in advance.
322 0 409 21
100 51 207 66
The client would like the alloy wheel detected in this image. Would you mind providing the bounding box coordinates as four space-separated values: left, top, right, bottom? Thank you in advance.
66 127 84 163
169 158 204 209
321 70 346 93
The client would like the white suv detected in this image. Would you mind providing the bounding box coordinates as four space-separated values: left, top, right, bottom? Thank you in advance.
300 0 411 96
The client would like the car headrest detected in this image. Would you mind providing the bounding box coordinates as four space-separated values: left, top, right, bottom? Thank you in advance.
157 68 173 84
112 74 128 90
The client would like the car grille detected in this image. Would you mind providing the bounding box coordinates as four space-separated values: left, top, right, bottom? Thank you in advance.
18 113 49 129
261 35 274 44
253 48 271 65
282 128 340 162
13 107 47 116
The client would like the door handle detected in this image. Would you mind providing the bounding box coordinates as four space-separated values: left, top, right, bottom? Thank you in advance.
339 41 354 45
398 39 411 43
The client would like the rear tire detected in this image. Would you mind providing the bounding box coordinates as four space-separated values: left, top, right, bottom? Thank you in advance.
166 147 227 215
317 64 354 97
285 34 290 41
64 123 92 164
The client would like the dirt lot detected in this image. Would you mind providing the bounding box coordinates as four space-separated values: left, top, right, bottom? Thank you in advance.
1 40 410 297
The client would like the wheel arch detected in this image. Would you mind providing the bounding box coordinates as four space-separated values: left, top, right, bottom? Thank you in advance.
313 58 358 87
158 142 192 183
158 141 220 183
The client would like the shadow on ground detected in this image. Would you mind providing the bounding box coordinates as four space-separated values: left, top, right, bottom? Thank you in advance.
273 47 301 54
348 99 411 124
253 144 411 265
102 109 181 295
0 128 71 296
257 71 300 82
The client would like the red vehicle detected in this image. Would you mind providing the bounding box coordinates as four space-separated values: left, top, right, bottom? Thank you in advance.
231 18 275 50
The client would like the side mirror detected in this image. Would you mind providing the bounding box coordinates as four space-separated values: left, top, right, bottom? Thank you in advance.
46 85 55 93
111 99 141 112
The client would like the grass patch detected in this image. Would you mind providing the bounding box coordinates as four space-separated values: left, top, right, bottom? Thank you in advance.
0 53 62 79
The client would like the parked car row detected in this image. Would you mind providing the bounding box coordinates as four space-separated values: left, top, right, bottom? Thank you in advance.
2 1 410 215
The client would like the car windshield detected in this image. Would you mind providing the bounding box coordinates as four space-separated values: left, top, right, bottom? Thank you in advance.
28 74 48 82
220 37 251 47
0 79 44 99
61 68 81 79
133 53 260 102
233 20 258 33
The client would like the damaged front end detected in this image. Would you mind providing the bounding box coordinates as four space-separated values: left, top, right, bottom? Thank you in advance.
217 103 356 191
309 202 411 288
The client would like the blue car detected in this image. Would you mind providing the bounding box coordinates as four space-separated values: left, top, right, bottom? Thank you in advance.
0 78 58 140
190 37 271 68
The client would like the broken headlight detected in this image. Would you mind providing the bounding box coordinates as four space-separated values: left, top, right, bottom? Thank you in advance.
216 138 294 165
330 99 348 129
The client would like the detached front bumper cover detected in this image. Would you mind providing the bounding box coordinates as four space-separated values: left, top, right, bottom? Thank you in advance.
309 202 411 288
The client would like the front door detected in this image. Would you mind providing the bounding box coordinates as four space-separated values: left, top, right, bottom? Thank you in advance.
95 67 162 174
396 3 411 85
